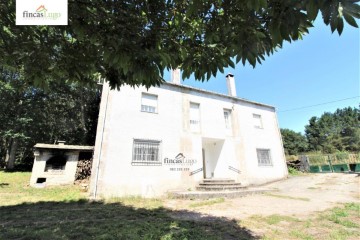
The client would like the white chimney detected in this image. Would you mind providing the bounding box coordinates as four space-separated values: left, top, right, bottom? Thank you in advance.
171 68 181 84
226 73 237 97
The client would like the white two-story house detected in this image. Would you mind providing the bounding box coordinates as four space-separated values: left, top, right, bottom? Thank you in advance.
89 70 288 198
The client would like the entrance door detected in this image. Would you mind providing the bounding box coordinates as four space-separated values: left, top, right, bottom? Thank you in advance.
202 138 225 179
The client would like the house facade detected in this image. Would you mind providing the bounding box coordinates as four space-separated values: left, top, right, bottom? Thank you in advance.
89 72 288 198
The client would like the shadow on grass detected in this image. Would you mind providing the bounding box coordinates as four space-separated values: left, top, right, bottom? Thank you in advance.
0 200 259 240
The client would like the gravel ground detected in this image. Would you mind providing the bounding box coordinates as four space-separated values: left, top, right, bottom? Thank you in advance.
164 173 360 220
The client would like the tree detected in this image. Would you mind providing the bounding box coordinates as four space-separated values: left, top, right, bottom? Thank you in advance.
0 67 100 169
305 107 360 153
0 68 34 169
0 0 359 89
280 129 308 155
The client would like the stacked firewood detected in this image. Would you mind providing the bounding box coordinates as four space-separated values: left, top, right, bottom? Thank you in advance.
287 160 301 171
75 159 93 180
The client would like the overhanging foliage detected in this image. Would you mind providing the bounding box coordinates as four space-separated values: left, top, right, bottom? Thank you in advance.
0 0 359 89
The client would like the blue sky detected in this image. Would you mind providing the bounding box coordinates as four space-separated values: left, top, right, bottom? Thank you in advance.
163 18 359 133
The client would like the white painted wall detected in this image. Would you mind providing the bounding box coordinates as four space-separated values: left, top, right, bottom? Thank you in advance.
89 82 288 198
30 150 79 186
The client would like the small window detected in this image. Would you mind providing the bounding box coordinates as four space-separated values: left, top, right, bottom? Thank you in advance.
132 139 161 166
141 93 158 113
257 149 272 166
189 102 200 132
224 109 232 129
253 114 263 129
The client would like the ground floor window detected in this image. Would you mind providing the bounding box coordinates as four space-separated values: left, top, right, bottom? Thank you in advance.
132 139 161 166
256 149 272 166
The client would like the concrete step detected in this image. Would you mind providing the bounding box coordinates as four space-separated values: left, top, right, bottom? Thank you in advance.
198 182 242 188
169 188 271 200
202 178 235 184
196 185 246 191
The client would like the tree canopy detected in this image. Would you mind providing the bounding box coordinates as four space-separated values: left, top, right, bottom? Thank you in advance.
281 106 360 155
1 0 359 89
280 129 308 155
305 107 360 153
0 67 100 169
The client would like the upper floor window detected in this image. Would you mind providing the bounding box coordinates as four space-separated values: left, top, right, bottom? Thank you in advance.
253 114 263 129
224 109 232 129
256 149 272 166
190 102 200 132
141 93 158 113
132 139 161 166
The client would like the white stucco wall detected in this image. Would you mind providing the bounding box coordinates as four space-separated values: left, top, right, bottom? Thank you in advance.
89 82 288 198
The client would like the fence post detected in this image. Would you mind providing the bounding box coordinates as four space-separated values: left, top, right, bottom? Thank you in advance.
300 155 310 172
328 155 333 172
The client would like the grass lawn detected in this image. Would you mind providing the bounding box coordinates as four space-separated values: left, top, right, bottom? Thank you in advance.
1 171 359 240
0 171 255 240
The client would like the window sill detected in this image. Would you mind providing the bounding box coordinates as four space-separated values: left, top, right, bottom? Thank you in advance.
140 110 158 114
131 162 162 166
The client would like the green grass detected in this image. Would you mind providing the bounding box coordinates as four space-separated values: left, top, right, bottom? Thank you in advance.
0 171 256 240
189 198 225 208
242 203 360 240
0 171 86 206
288 167 303 176
324 204 359 228
289 230 314 240
1 171 359 240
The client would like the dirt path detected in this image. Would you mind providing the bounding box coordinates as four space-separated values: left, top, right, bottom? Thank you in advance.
164 173 360 220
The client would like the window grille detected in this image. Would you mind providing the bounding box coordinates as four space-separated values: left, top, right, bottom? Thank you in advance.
190 102 200 132
141 93 158 113
253 114 263 128
256 149 272 166
132 139 161 166
224 109 232 129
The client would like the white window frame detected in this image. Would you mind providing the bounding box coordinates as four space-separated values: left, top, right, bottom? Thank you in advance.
224 109 232 129
256 149 272 166
189 102 200 132
132 139 161 166
141 93 158 113
253 113 263 129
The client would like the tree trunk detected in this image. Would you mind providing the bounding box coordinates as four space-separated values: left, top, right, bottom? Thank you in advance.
6 138 18 170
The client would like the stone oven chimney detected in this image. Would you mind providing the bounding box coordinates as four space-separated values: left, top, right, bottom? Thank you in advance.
171 68 181 84
226 73 237 97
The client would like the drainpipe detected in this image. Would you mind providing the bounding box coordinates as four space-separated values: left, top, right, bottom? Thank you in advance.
92 82 110 199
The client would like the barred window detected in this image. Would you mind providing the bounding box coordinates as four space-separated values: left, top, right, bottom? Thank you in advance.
257 149 272 166
141 93 158 113
132 139 161 166
253 114 263 129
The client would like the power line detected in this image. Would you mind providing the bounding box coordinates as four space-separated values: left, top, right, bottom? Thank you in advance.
278 96 360 113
